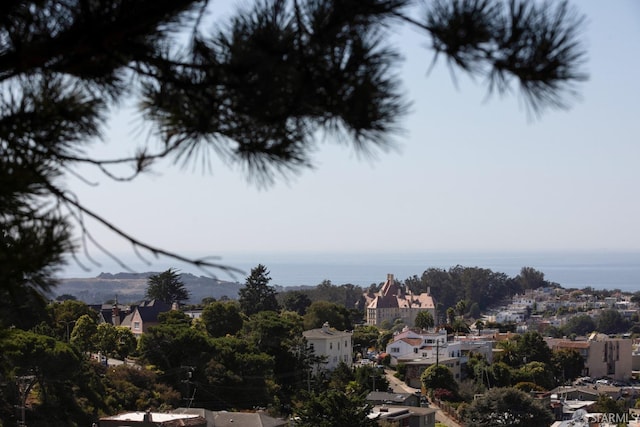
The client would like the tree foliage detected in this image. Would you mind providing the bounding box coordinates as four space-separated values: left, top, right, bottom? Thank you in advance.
597 309 629 334
421 363 457 394
562 314 596 336
293 389 377 427
414 310 435 330
460 387 554 427
145 268 190 304
201 300 244 337
279 290 313 315
238 264 280 315
303 300 352 331
517 267 548 290
552 348 585 383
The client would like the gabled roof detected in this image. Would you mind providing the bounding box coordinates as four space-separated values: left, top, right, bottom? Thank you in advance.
398 338 423 347
132 299 172 323
366 391 415 403
367 275 434 310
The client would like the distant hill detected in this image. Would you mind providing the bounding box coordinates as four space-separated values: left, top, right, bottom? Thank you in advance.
55 272 242 304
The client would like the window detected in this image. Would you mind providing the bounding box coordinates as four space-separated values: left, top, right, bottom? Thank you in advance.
345 340 348 347
330 343 333 350
391 347 400 353
414 348 418 354
133 321 140 330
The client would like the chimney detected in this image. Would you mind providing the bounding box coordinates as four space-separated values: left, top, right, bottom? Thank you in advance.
112 295 120 326
143 410 152 422
322 322 330 333
387 274 394 282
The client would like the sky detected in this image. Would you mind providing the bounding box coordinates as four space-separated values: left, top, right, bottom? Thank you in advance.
62 1 640 279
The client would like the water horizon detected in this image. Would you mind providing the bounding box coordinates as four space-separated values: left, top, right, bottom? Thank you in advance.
61 250 640 293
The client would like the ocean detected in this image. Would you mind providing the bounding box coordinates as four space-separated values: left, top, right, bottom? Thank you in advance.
62 250 640 293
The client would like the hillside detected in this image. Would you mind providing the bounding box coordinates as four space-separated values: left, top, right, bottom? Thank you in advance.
55 272 242 304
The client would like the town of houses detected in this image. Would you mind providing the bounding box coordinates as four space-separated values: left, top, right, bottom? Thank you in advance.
90 274 640 427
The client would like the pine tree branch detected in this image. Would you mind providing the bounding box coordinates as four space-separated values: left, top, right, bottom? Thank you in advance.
46 182 244 276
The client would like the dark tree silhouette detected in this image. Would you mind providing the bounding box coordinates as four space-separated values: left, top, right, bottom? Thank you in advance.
145 268 190 304
238 264 279 315
1 0 588 299
460 387 553 427
414 310 435 330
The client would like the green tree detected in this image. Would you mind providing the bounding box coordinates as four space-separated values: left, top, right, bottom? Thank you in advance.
102 365 181 412
592 394 626 417
460 387 554 427
352 325 380 354
446 307 456 325
597 309 629 334
488 361 513 388
517 267 548 290
238 264 279 315
303 300 352 331
201 300 244 337
205 336 276 409
280 290 313 315
145 268 190 304
455 300 467 318
562 314 596 336
469 302 481 319
513 361 554 390
70 314 98 353
0 329 80 406
94 323 119 357
421 364 457 394
49 300 98 341
552 348 585 383
515 331 552 365
452 318 470 334
495 339 519 366
114 326 136 359
414 310 435 330
354 364 389 393
1 0 588 311
243 310 306 404
294 389 377 427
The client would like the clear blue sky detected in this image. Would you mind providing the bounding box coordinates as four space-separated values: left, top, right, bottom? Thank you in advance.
63 1 640 277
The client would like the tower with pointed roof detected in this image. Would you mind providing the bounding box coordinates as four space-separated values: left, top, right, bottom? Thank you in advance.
365 274 436 327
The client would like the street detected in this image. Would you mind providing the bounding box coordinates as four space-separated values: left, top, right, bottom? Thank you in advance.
384 369 462 427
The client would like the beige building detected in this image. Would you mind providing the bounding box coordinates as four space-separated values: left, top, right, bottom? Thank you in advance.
546 333 633 381
303 322 353 371
365 274 435 328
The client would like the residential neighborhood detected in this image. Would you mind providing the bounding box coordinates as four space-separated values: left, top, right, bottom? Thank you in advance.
59 270 640 427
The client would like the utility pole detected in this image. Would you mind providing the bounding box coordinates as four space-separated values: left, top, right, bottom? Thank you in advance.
181 366 195 408
16 375 36 427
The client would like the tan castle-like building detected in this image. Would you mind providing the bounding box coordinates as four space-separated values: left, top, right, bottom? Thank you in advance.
365 274 436 328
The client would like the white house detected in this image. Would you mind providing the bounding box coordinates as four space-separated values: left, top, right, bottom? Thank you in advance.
386 329 448 366
303 322 353 371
